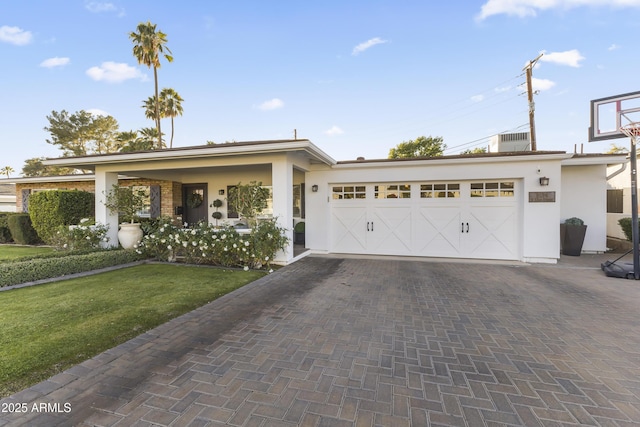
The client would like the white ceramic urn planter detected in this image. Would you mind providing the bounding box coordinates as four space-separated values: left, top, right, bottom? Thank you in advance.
118 223 143 249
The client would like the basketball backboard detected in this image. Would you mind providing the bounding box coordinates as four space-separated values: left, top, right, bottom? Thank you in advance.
589 91 640 141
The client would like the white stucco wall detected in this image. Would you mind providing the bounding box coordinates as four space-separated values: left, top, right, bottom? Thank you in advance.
560 164 608 253
606 162 632 240
305 155 565 263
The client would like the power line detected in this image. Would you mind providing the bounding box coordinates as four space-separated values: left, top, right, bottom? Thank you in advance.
443 123 529 154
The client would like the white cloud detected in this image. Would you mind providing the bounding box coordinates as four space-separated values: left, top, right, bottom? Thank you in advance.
0 25 33 45
324 125 344 136
532 77 556 91
608 44 621 51
86 62 146 83
256 98 284 111
85 1 115 12
86 108 109 117
476 0 640 21
39 57 70 68
471 95 484 102
85 1 125 16
539 49 585 67
352 37 388 55
495 85 512 93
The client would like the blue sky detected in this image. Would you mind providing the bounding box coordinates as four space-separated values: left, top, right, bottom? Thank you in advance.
2 0 640 175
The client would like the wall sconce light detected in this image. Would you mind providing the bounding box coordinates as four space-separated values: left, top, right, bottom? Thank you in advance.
539 176 550 186
311 184 319 192
218 189 225 195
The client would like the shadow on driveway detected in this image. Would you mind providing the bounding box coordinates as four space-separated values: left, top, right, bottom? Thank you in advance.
2 255 640 426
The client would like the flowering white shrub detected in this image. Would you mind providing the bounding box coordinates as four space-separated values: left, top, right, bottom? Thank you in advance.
135 217 288 269
51 219 110 252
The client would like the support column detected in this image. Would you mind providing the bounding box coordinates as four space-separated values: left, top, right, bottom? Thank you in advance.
95 169 119 248
271 156 294 263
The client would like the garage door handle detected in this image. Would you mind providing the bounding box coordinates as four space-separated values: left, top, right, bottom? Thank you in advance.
466 222 469 233
367 222 370 231
371 222 374 231
461 222 464 233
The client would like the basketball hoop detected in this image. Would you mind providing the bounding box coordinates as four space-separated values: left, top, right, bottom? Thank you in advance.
620 122 640 139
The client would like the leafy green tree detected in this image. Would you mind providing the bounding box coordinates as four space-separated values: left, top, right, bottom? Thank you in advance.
461 147 487 154
44 110 121 156
22 157 75 177
388 136 446 159
130 21 173 150
607 143 628 154
0 166 14 178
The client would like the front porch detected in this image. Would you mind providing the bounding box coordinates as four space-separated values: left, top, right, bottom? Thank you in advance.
40 141 335 265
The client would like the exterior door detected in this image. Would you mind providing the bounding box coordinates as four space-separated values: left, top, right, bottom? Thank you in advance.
183 183 208 226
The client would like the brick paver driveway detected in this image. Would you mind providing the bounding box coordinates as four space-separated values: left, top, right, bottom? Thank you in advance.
2 255 640 426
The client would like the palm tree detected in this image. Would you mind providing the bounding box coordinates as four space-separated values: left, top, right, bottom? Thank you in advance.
136 127 164 150
1 166 14 178
142 96 158 122
159 88 184 148
142 90 184 148
129 21 173 150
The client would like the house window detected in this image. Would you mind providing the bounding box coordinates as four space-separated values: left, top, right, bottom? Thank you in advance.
227 184 273 219
375 184 411 199
420 183 460 198
471 182 514 198
261 186 273 217
227 185 238 218
132 186 151 218
293 184 305 218
332 185 366 200
607 189 623 213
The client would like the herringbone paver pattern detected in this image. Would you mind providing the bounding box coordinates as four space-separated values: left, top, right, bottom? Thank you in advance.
2 255 640 426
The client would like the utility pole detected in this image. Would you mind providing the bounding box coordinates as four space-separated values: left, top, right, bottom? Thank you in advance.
523 53 543 151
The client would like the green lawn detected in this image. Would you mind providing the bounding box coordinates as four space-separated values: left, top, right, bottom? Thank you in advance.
0 245 55 261
0 263 265 397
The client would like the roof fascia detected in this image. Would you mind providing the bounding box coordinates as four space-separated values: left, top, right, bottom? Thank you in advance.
333 152 572 169
43 140 337 169
561 154 628 167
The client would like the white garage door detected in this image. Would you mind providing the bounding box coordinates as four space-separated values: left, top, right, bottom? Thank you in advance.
330 181 520 260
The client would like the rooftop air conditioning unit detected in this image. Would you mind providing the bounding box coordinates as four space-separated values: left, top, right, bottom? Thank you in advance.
489 132 531 152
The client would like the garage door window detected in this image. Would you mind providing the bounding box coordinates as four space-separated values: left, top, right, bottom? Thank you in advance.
471 182 514 198
332 185 366 200
420 183 460 198
375 184 411 199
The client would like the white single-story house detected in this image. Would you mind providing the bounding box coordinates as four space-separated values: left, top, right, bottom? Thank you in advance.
4 138 627 265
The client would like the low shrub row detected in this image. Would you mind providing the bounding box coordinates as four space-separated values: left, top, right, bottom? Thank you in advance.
136 218 288 270
0 249 144 288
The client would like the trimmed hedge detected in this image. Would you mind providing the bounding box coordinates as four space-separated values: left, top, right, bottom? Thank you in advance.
7 214 40 245
28 190 94 243
618 217 638 242
0 250 145 287
0 213 12 243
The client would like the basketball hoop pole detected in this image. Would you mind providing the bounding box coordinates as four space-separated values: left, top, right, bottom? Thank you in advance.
630 134 639 280
621 116 640 279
